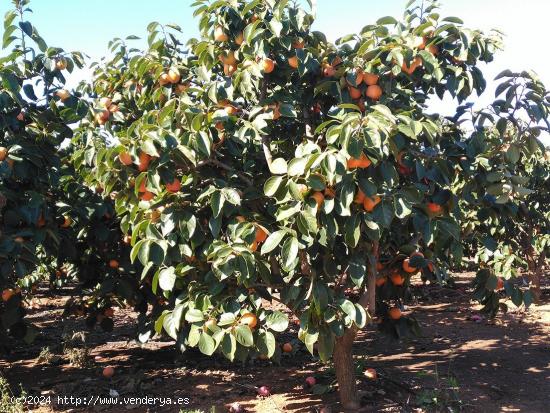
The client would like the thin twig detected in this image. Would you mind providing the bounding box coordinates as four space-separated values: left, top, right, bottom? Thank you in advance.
198 158 253 187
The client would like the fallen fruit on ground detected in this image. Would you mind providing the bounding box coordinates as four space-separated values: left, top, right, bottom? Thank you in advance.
305 376 316 387
257 386 271 397
102 366 115 378
364 368 377 380
388 307 402 320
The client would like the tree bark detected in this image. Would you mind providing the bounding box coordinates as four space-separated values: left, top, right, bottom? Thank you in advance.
530 250 545 302
333 328 360 411
366 241 379 315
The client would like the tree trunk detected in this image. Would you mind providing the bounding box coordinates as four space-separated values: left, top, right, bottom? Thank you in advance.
530 250 546 302
366 241 379 315
333 329 360 411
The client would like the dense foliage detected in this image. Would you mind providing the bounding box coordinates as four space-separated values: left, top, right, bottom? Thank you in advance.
1 0 548 409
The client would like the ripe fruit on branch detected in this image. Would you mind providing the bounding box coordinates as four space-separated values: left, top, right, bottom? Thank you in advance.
347 153 371 169
167 68 181 84
214 25 228 42
288 55 298 69
118 152 132 166
61 216 72 228
293 39 305 49
99 97 112 108
55 57 67 70
138 178 148 193
403 252 423 273
240 312 257 329
324 187 336 199
426 202 443 215
388 307 402 320
138 153 151 172
496 278 504 290
55 89 70 101
0 147 7 161
166 178 181 193
413 36 426 50
266 103 281 120
282 342 293 353
365 85 382 101
255 227 268 243
363 72 379 86
95 110 110 125
354 189 366 204
348 86 361 99
427 44 439 55
261 58 275 73
390 272 405 286
223 63 237 76
159 73 170 86
109 259 119 269
235 32 244 46
123 235 132 244
375 277 386 287
174 82 190 95
311 191 325 209
322 64 336 77
2 289 14 302
401 56 422 75
204 318 217 330
219 51 237 66
363 195 381 212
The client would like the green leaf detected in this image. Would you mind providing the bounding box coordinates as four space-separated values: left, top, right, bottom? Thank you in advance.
261 230 286 254
317 325 334 362
185 308 205 323
218 313 236 326
221 333 237 361
221 188 241 205
281 236 299 270
376 16 398 25
234 325 254 347
198 333 216 355
210 191 224 217
158 267 176 291
141 139 159 157
265 311 289 332
257 330 276 357
442 16 464 24
264 176 284 197
270 157 288 175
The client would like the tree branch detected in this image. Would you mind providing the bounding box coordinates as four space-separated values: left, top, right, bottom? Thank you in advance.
259 79 273 168
198 158 254 187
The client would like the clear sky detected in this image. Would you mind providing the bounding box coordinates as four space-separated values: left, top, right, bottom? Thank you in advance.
2 0 549 142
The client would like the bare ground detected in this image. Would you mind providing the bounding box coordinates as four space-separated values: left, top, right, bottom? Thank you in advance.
1 272 549 413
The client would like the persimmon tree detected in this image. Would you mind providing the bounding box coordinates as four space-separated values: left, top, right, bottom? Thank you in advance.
0 0 138 345
73 0 519 409
454 71 550 309
0 0 90 343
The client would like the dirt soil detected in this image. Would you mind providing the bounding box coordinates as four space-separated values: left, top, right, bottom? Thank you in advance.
1 272 549 413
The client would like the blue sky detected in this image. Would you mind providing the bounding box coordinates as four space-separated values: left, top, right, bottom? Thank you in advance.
2 0 549 142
